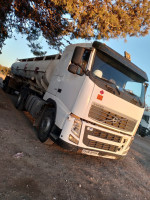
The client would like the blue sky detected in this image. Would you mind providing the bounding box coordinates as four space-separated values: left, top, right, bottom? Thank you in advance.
0 34 150 106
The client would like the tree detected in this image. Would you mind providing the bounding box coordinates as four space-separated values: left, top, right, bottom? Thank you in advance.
0 0 150 55
0 65 10 76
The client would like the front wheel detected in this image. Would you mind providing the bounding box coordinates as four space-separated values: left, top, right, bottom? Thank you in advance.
38 108 55 143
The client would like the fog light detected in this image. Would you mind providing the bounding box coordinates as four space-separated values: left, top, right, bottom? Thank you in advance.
69 134 79 145
71 119 82 138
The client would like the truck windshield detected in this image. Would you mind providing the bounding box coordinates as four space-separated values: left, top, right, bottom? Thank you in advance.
91 51 145 106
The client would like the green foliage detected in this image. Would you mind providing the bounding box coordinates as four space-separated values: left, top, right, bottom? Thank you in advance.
0 0 149 55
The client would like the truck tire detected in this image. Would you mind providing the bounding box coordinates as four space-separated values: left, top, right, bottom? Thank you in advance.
15 88 29 110
15 93 25 110
38 108 55 143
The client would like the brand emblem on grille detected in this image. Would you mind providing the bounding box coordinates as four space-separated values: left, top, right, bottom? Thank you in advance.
112 117 119 123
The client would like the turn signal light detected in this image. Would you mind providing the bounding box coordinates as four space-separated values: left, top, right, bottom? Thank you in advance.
69 134 79 145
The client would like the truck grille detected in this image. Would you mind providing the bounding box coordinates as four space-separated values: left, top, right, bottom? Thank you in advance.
88 140 118 152
93 129 122 143
88 103 136 132
83 126 124 152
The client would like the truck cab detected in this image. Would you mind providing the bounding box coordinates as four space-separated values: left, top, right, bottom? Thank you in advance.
43 41 148 159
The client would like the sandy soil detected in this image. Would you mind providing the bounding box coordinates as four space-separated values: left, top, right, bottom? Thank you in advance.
0 88 150 200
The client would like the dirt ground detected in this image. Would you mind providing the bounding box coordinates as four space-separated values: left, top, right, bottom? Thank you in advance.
0 88 150 200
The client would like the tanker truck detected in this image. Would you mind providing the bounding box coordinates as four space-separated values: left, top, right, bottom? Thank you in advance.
3 41 148 159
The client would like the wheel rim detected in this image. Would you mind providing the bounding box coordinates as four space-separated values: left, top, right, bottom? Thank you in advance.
41 117 51 133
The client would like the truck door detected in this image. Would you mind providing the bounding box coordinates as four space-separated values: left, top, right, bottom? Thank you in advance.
56 49 91 111
48 75 63 96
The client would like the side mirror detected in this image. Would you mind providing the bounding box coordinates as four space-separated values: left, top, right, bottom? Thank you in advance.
71 47 85 67
68 64 84 76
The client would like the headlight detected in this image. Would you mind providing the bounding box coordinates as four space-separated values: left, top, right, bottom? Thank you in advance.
69 134 79 145
71 119 82 138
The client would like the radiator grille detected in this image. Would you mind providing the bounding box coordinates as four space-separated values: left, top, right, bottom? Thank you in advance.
88 140 118 152
88 103 136 132
93 129 122 143
83 126 124 152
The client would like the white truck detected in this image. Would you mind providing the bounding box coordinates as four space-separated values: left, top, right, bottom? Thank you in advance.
3 41 148 159
137 110 150 137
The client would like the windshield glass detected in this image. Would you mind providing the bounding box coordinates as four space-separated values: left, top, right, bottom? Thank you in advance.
91 51 145 104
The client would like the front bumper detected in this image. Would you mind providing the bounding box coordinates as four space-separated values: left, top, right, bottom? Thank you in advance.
59 115 133 159
57 138 126 160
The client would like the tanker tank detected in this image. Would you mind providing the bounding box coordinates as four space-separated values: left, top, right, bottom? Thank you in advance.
11 54 61 92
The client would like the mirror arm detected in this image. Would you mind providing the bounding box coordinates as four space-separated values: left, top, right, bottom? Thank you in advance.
85 69 90 76
144 82 149 94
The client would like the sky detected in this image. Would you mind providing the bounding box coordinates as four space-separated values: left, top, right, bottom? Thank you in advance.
0 33 150 106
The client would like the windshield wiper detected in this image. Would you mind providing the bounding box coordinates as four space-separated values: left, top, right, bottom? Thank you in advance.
101 78 120 95
123 89 142 106
133 97 142 106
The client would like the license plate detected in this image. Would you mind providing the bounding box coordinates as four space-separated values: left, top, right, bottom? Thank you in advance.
82 149 99 156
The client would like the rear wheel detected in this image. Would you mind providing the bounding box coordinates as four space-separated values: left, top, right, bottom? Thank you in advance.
16 93 25 110
38 108 55 143
15 88 29 110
